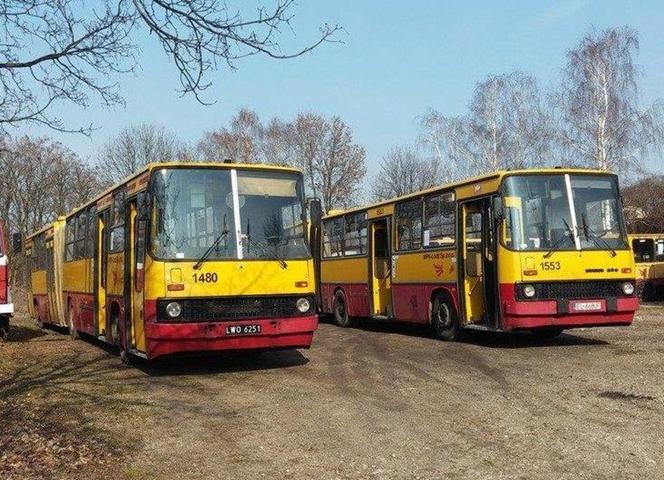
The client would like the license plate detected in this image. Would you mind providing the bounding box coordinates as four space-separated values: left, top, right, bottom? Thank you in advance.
225 324 261 335
570 301 603 312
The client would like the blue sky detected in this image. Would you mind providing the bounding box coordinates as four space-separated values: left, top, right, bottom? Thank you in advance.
22 0 664 175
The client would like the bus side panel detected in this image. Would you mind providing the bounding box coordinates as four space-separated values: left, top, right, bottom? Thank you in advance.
320 257 369 317
63 259 95 334
391 250 457 323
392 283 459 324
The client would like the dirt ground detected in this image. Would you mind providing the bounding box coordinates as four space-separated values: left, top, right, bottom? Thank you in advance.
1 304 663 480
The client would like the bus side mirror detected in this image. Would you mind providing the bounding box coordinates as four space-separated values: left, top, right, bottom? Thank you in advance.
11 232 22 253
308 198 323 224
493 197 503 221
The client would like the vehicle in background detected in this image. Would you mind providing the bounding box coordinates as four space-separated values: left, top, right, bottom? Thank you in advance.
26 162 318 363
0 221 15 340
629 234 664 300
316 168 638 340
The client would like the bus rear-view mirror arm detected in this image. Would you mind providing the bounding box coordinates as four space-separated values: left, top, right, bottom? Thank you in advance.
11 232 22 254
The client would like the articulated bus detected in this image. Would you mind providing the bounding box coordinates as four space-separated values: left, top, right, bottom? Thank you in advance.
316 168 638 340
0 221 13 340
26 162 318 362
629 234 664 300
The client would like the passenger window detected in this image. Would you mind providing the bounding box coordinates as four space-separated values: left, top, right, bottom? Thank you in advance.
396 198 423 251
423 192 455 248
110 191 126 253
343 212 368 256
322 218 344 258
75 211 87 259
65 217 76 261
656 239 664 262
633 239 654 263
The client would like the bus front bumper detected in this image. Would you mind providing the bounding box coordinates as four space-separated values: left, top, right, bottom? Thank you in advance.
499 284 638 331
144 315 318 359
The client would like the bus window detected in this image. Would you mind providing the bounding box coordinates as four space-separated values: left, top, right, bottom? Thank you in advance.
343 212 367 256
632 239 654 263
322 218 343 258
656 239 664 262
423 192 455 248
395 198 422 251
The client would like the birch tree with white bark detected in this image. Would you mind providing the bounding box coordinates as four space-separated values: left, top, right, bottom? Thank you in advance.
553 26 663 173
420 72 552 179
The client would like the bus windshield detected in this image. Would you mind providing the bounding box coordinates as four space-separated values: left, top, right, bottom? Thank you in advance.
502 174 627 252
151 168 310 261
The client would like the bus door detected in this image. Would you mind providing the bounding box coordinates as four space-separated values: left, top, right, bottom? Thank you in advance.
95 210 108 338
127 194 148 353
459 198 497 326
369 218 392 317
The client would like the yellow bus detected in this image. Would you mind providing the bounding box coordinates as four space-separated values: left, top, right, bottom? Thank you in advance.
629 234 664 300
317 168 638 340
26 162 318 362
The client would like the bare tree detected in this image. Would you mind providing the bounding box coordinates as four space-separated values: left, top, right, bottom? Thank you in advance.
314 116 366 209
371 145 445 201
622 176 664 233
420 72 552 178
553 26 663 173
197 109 265 163
198 110 367 210
97 123 191 185
0 1 340 134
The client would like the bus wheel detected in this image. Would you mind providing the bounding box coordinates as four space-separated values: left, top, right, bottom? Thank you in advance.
0 315 9 342
532 327 563 340
119 347 134 366
333 290 352 328
642 284 656 301
67 303 80 339
431 294 462 341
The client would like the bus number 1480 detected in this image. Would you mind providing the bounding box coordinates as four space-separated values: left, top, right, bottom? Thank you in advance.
193 272 219 283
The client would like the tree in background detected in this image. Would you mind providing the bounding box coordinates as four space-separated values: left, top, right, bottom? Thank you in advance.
420 72 552 179
0 0 340 134
199 110 367 210
97 123 191 185
553 27 663 173
371 145 445 201
622 176 664 233
197 109 267 163
0 136 102 284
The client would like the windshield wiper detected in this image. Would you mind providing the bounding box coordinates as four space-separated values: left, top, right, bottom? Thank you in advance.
193 229 229 270
581 214 617 257
543 218 575 258
246 236 288 269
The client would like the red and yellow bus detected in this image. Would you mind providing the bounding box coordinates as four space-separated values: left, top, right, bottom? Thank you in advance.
629 234 664 300
26 162 318 362
0 221 13 339
317 168 638 340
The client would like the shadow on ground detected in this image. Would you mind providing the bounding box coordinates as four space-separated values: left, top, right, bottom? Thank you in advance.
321 315 609 349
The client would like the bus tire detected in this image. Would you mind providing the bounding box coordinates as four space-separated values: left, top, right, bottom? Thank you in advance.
0 315 9 342
119 347 134 366
67 302 80 339
431 293 462 341
532 327 563 340
333 290 352 328
642 283 656 301
34 300 44 329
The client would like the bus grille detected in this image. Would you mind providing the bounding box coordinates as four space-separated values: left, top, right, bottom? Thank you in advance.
157 296 314 322
517 281 630 300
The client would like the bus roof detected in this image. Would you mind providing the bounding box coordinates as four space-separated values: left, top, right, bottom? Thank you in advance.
322 167 617 220
629 233 664 239
26 161 303 239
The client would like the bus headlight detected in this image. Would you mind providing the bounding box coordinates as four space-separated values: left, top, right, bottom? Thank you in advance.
166 301 182 318
622 282 635 296
296 297 311 313
522 284 536 299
